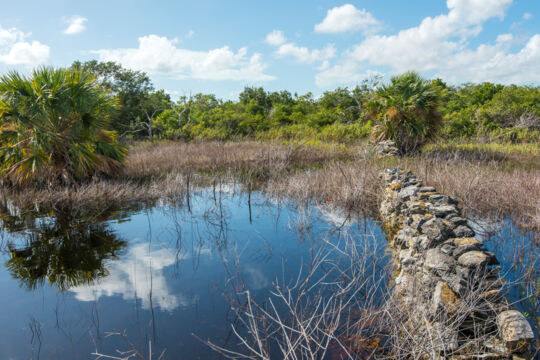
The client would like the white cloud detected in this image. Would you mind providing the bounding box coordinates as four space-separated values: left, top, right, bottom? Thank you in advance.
316 0 540 86
63 15 88 35
265 30 286 46
496 33 513 43
0 27 25 46
314 4 380 34
93 34 274 81
265 30 335 64
441 34 540 84
0 25 49 65
276 42 336 63
523 12 533 20
349 0 513 72
315 60 381 87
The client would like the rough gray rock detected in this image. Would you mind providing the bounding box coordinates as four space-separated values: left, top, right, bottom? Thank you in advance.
427 204 458 218
398 185 419 200
410 235 428 250
409 214 432 232
447 216 467 226
430 322 459 353
440 242 456 255
453 243 482 258
395 272 417 305
453 224 476 237
457 250 490 268
375 140 400 157
497 310 534 349
393 227 416 247
424 248 456 272
379 168 533 358
440 272 467 295
420 217 454 244
428 194 458 206
431 281 460 318
406 202 427 215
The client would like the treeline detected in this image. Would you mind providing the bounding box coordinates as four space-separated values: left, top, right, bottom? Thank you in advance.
68 61 540 144
0 62 538 186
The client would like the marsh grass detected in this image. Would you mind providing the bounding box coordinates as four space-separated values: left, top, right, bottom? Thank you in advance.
1 140 538 232
423 142 540 170
267 147 539 232
124 141 354 179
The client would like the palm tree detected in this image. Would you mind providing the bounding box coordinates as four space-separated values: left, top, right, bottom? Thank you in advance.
369 71 444 154
0 67 127 186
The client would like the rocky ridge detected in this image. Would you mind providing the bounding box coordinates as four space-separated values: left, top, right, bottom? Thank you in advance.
380 168 534 359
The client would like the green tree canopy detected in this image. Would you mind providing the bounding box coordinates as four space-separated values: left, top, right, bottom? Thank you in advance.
71 60 154 133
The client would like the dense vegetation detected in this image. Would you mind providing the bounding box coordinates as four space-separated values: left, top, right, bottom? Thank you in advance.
54 61 533 146
0 61 538 187
64 61 540 146
0 67 126 186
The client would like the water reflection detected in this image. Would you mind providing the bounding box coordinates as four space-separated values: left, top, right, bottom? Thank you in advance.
71 243 196 311
2 207 127 291
0 189 387 359
473 218 539 337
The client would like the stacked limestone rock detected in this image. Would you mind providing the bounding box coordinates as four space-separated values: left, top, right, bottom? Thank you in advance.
380 168 534 359
375 139 400 157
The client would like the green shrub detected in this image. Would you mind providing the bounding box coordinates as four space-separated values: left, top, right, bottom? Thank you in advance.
369 72 444 153
0 67 126 186
318 121 371 143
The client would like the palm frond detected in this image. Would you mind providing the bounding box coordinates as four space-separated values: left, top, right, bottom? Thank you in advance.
0 67 126 186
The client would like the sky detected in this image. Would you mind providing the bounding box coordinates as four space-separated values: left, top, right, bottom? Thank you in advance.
1 0 539 99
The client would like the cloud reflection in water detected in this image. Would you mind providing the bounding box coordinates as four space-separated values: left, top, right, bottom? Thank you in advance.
71 243 189 311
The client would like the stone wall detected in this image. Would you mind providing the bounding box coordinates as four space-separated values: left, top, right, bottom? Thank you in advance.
380 168 534 359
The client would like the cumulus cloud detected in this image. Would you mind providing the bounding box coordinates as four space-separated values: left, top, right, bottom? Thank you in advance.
314 4 380 34
93 34 274 81
276 42 336 63
265 30 335 64
315 60 381 87
265 30 286 46
0 25 49 65
523 12 533 20
63 15 88 35
317 0 540 86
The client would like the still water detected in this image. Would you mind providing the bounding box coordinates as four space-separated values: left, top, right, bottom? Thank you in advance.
0 187 388 359
0 187 537 359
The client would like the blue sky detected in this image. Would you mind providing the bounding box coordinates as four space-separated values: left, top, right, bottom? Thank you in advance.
1 0 539 99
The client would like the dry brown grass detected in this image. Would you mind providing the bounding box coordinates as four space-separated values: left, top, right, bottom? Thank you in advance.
267 153 388 219
0 172 188 215
404 157 540 231
267 147 540 232
0 141 353 215
124 141 353 179
1 140 538 232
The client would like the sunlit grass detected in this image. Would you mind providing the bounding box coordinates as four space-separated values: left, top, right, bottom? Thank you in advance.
425 141 540 155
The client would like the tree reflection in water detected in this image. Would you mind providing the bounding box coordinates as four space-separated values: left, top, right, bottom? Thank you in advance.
1 205 130 291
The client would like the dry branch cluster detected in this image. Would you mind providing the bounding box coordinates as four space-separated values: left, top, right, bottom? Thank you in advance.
201 229 391 360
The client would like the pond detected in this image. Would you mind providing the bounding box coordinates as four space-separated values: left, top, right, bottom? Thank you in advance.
0 186 390 359
0 186 537 359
